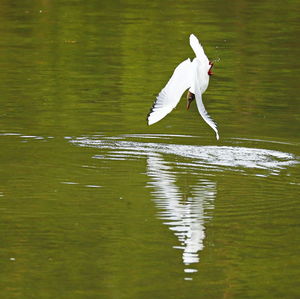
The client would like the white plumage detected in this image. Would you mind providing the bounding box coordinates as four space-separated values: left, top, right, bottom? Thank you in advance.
147 34 219 140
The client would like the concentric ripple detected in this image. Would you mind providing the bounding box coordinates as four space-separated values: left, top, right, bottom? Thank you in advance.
70 134 299 176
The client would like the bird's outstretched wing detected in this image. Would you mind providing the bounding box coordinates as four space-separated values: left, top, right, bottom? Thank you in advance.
189 34 209 65
147 58 192 125
194 61 219 140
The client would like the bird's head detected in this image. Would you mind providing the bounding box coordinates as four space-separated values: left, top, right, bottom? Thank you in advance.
208 61 214 76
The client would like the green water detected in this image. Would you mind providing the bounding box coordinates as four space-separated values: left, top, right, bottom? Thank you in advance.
0 0 299 298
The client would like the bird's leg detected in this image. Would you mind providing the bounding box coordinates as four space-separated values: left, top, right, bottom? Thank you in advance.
186 91 195 110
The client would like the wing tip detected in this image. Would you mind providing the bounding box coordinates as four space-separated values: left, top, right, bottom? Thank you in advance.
147 118 154 126
146 102 157 126
189 33 197 44
146 114 152 126
189 33 198 44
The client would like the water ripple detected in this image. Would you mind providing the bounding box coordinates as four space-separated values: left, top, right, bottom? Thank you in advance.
70 135 299 176
69 134 299 280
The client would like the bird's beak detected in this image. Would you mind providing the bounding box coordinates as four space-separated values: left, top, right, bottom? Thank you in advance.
187 98 193 110
208 62 214 76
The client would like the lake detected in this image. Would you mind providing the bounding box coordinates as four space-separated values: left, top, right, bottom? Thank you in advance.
0 0 299 298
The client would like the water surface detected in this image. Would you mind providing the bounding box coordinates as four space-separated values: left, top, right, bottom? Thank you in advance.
0 0 299 298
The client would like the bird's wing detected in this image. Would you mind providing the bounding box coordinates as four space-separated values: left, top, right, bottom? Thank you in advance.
195 91 219 140
147 58 193 125
189 34 209 65
194 61 219 140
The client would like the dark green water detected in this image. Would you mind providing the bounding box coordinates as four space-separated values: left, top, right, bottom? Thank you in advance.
0 0 299 298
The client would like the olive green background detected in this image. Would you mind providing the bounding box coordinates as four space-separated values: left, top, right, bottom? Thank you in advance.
0 0 299 298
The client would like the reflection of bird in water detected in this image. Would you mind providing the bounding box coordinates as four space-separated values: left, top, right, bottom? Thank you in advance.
146 155 216 269
147 34 219 140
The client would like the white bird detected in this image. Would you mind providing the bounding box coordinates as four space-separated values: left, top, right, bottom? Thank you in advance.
147 34 219 140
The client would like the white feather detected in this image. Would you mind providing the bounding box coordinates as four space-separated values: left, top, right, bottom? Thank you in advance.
147 58 192 125
195 90 219 140
189 34 209 65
